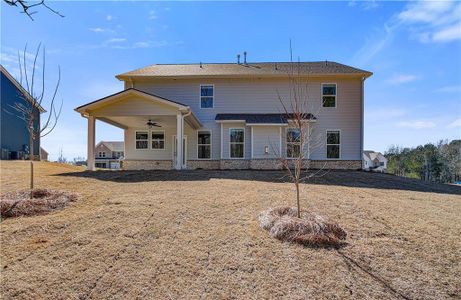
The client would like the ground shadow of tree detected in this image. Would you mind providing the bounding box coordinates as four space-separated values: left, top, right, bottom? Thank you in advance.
54 169 461 196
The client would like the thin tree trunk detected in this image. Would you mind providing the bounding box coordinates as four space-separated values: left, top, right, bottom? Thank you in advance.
29 121 34 199
296 182 300 218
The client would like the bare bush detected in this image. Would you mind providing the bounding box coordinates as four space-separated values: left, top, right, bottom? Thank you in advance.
259 207 346 247
1 189 78 219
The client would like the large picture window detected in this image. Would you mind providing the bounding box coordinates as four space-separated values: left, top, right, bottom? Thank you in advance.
197 131 211 159
200 85 214 108
135 131 148 149
151 131 165 150
286 128 301 158
322 83 337 108
326 130 340 159
229 128 244 158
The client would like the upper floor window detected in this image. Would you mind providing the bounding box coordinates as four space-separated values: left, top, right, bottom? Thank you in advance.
151 131 165 150
322 83 336 108
229 128 244 158
326 130 340 159
98 151 106 158
286 128 301 158
135 131 149 150
200 85 214 108
197 131 211 159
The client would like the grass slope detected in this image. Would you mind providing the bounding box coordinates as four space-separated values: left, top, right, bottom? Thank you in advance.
1 161 460 299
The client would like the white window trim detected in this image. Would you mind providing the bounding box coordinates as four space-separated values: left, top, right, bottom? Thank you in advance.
135 130 150 150
285 127 302 159
151 130 166 151
197 130 212 160
229 127 245 159
326 129 341 160
321 83 337 108
200 84 214 109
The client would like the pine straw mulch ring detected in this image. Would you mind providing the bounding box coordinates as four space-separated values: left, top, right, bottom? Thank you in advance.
0 189 78 219
259 207 347 247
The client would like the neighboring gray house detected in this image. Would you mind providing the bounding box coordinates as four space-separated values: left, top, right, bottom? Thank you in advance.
95 141 124 169
75 60 372 171
363 151 387 172
1 65 43 160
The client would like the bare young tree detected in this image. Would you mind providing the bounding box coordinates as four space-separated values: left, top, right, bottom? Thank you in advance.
10 43 63 195
273 49 327 218
3 0 64 20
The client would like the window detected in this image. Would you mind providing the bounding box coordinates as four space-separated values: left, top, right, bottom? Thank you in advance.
151 131 165 150
98 151 106 158
197 131 211 159
322 83 337 107
229 129 244 158
326 130 340 159
135 131 149 149
200 85 214 108
286 128 301 158
379 162 385 166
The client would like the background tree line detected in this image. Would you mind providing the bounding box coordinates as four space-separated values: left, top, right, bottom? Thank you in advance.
385 139 461 183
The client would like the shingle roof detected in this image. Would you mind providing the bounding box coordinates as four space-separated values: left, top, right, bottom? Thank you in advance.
100 141 124 152
363 151 386 162
215 113 316 124
116 61 372 79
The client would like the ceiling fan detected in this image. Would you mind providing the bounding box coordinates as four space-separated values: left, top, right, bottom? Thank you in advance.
146 119 161 128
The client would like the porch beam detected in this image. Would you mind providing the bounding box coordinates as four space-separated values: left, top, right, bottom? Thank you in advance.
87 116 96 171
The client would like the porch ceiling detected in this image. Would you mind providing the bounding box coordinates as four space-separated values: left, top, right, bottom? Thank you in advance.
96 115 200 130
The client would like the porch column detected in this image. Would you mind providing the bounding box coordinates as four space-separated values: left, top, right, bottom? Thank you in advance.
175 113 183 170
87 116 96 171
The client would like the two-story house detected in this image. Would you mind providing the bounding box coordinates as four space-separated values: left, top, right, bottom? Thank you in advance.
95 141 124 169
1 65 43 160
76 61 372 170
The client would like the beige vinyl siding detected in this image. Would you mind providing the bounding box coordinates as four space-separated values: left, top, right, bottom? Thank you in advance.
251 126 281 159
131 77 362 160
95 144 112 158
220 122 251 159
90 96 178 117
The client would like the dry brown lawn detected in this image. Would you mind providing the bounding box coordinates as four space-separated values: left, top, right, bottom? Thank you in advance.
1 161 460 299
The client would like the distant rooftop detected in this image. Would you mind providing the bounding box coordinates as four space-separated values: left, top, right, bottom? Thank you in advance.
98 141 124 152
116 61 372 79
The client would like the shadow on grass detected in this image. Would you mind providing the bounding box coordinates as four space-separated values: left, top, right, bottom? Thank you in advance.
53 169 461 196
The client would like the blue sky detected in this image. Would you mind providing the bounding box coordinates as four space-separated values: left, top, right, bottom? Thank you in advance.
2 1 460 161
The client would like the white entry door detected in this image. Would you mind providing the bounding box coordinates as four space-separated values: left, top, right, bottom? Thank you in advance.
173 135 187 168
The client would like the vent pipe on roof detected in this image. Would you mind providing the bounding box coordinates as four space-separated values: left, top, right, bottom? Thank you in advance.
325 60 328 66
237 54 240 64
243 51 247 64
275 62 278 70
200 62 203 68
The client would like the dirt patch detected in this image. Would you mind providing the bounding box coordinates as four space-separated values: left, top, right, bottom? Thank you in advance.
0 188 78 219
259 207 347 247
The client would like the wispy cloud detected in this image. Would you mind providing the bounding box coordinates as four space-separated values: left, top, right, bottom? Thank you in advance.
106 38 127 43
386 74 420 85
106 15 113 21
436 85 461 93
398 120 436 129
398 1 461 43
348 0 379 10
352 0 461 64
89 27 115 34
447 118 461 128
148 10 157 20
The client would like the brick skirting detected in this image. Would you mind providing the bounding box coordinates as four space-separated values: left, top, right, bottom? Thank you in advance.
122 160 173 170
121 159 362 170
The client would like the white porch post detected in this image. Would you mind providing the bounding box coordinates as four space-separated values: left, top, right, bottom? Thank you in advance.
175 113 183 170
87 116 96 171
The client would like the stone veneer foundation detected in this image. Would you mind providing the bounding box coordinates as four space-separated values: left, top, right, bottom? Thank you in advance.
122 159 361 170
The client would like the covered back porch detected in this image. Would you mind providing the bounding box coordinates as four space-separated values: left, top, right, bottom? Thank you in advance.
75 88 201 171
